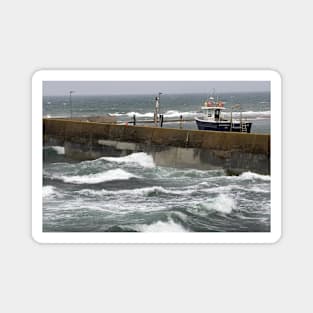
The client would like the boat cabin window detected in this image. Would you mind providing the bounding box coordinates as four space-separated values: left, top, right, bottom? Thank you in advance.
203 109 212 118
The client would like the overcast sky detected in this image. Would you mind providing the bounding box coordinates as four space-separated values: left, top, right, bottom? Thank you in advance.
43 81 270 96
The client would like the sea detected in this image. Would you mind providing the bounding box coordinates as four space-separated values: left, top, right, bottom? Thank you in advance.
43 92 271 232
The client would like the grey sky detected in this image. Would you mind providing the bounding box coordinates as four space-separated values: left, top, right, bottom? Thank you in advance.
43 81 270 96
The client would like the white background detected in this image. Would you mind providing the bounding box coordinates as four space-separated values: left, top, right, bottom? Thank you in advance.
0 0 311 312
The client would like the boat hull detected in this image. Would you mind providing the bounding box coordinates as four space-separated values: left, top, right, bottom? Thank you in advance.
195 118 252 133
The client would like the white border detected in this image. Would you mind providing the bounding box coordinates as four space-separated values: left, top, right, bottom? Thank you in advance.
32 70 281 244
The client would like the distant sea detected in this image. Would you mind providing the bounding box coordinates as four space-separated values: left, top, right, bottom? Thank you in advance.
43 92 270 133
43 92 271 232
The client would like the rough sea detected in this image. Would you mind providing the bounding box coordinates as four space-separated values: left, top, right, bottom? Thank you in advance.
43 92 271 232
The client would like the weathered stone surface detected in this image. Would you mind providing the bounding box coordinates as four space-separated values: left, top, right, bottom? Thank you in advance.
43 119 270 174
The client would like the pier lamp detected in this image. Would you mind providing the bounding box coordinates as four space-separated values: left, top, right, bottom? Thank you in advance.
69 90 75 119
158 92 162 112
154 92 163 126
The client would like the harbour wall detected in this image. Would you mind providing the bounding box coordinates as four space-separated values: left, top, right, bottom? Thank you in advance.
43 118 270 175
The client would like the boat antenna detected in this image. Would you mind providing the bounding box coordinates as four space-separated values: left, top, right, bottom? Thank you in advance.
209 88 216 105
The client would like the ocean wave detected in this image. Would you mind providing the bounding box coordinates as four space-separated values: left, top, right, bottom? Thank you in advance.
109 110 270 120
171 211 189 222
238 171 271 181
51 146 65 155
199 185 234 193
135 219 187 232
159 168 225 179
224 110 271 119
43 185 57 198
110 111 154 118
195 183 270 195
163 110 198 118
213 171 270 183
100 152 155 168
44 114 67 118
77 185 195 198
76 183 250 200
248 186 270 193
53 169 138 184
200 194 236 214
44 146 65 155
109 110 199 119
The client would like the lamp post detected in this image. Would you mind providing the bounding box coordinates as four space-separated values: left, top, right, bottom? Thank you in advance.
154 92 163 126
69 90 75 119
158 92 162 114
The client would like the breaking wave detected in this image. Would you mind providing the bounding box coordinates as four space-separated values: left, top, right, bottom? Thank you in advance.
109 110 270 120
110 110 198 118
51 146 65 155
135 219 187 232
44 146 65 155
77 185 197 198
53 169 138 184
238 171 271 181
163 110 198 118
101 152 155 168
223 110 270 119
200 194 236 214
43 185 57 198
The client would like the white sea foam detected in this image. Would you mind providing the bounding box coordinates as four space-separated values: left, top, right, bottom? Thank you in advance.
213 194 236 213
51 146 65 155
197 182 211 188
201 194 236 214
77 185 193 197
215 171 271 183
110 110 270 120
238 110 271 116
207 184 270 195
163 110 198 118
161 167 221 179
44 114 67 118
110 111 154 118
198 183 269 194
101 152 155 168
200 185 234 193
239 171 271 181
110 110 198 118
136 219 187 232
57 169 138 184
43 186 57 198
196 109 271 120
248 186 270 193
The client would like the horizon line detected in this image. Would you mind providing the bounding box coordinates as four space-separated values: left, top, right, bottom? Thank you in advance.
43 90 271 97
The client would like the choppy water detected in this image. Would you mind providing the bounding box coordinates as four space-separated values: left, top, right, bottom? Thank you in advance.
43 93 271 232
43 148 270 232
43 92 270 133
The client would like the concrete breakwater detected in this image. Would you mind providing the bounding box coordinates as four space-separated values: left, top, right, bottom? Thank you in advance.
43 118 270 175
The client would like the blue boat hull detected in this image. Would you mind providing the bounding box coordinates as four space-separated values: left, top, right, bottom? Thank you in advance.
195 119 252 133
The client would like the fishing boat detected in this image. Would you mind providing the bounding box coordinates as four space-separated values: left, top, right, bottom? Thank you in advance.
195 96 252 133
